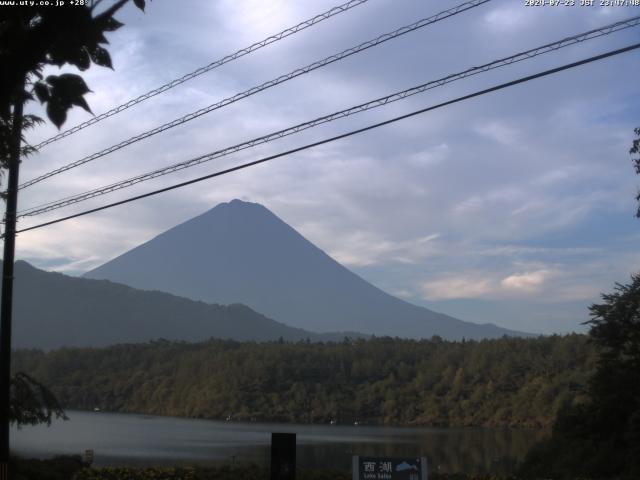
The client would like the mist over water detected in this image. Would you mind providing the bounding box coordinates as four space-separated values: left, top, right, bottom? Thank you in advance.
12 410 545 474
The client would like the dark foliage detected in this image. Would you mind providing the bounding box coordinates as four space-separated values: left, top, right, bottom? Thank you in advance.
0 0 150 431
10 372 66 427
13 335 595 428
71 463 525 480
6 456 534 480
0 0 149 181
632 127 640 217
520 130 640 479
11 459 519 480
520 275 640 479
11 454 84 480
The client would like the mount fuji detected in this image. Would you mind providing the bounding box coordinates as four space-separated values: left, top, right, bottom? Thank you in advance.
85 200 525 340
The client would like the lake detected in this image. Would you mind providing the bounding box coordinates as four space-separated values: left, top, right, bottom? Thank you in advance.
11 410 545 474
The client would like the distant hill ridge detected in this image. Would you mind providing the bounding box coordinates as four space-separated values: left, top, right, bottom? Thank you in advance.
85 199 527 340
2 260 361 349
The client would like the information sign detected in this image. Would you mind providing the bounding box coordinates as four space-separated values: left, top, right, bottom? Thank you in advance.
352 456 427 480
83 449 94 466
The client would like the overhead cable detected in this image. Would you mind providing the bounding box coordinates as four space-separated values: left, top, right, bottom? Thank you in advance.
19 0 491 190
17 14 640 218
13 41 640 235
33 0 372 150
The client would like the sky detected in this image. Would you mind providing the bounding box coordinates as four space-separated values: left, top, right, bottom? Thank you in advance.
6 0 640 334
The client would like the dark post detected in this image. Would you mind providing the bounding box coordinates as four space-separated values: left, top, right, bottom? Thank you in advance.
271 432 296 480
0 78 25 480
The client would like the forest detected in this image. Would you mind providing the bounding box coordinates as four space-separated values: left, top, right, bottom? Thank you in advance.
12 334 595 428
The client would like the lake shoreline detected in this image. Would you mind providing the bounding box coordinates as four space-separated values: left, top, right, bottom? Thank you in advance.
65 407 551 431
11 410 546 475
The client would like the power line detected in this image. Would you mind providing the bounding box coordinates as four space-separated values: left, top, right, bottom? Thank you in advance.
19 0 490 190
17 14 640 218
32 0 372 150
13 42 640 236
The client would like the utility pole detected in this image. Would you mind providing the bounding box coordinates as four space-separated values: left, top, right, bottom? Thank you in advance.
0 75 25 480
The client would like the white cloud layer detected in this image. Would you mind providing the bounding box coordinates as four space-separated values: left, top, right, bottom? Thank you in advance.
501 270 550 292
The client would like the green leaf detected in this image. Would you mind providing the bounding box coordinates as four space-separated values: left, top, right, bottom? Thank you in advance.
33 83 50 103
71 95 93 114
103 17 123 32
96 31 109 45
46 100 67 129
45 75 60 87
90 46 113 69
54 74 91 96
74 48 91 71
44 74 94 123
22 115 45 131
33 82 51 103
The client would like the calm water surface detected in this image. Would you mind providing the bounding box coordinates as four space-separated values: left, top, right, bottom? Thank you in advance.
12 410 546 474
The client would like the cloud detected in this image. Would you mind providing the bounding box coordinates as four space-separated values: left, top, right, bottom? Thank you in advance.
297 225 440 267
16 213 156 275
421 274 494 301
213 0 300 43
483 7 528 32
475 121 519 146
405 143 450 167
501 270 550 292
420 269 551 301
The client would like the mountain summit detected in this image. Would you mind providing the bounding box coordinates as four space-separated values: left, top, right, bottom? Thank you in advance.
85 199 523 339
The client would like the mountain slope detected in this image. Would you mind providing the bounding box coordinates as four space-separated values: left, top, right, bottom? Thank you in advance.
4 261 353 349
86 199 525 340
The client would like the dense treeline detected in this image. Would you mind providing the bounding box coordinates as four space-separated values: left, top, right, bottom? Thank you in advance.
13 335 595 428
519 274 640 479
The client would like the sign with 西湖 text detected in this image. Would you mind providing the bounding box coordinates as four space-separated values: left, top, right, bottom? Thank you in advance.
352 456 427 480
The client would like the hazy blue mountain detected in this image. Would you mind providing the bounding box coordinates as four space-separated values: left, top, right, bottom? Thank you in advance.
3 260 357 349
85 200 526 340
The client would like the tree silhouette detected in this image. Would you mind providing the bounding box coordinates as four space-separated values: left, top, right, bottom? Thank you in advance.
631 127 640 217
0 1 151 474
9 373 66 428
1 0 150 172
521 133 640 479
